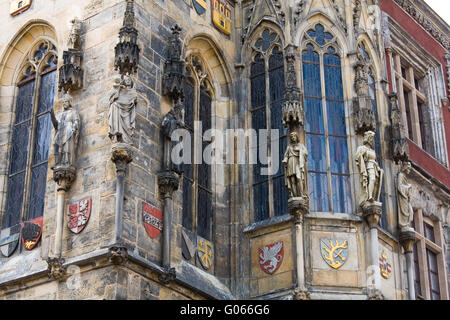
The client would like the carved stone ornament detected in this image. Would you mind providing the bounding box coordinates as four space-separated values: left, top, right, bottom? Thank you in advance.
157 170 180 196
367 288 385 300
111 143 133 173
59 19 83 93
51 94 80 171
108 75 137 145
47 257 67 280
355 131 384 207
115 0 140 75
397 162 414 232
390 93 409 163
293 0 305 27
162 24 185 103
293 287 311 300
52 166 76 191
353 0 362 34
158 267 176 284
283 132 308 199
353 60 376 134
108 246 128 265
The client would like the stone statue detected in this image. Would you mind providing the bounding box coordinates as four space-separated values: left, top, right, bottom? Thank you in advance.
397 161 414 231
355 131 384 206
283 132 308 199
161 102 184 174
108 75 137 145
51 94 80 169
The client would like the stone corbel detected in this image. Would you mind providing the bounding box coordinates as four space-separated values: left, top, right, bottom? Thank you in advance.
115 0 140 76
47 257 67 281
59 19 84 93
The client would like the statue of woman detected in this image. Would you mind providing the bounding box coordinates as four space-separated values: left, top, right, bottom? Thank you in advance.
355 131 383 206
51 94 80 168
283 132 308 199
108 75 137 145
397 161 414 231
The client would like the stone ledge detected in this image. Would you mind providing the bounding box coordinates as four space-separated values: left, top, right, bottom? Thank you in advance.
243 214 292 235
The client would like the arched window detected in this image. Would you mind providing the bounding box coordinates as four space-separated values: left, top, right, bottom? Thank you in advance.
250 28 288 222
182 56 213 241
302 24 351 213
3 41 58 228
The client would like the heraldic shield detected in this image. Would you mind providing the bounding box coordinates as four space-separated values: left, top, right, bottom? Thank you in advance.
192 0 207 15
0 224 21 257
258 242 284 275
68 198 91 234
142 202 163 239
21 216 43 251
197 236 214 270
320 238 349 270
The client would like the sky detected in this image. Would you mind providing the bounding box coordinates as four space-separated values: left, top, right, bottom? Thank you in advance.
424 0 450 25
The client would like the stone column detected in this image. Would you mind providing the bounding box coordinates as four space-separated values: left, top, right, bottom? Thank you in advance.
157 170 179 284
47 166 75 280
400 227 416 300
363 203 384 300
109 143 132 264
282 44 310 300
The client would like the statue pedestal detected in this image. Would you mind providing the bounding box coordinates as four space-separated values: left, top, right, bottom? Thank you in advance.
361 201 382 228
288 197 309 223
111 143 133 172
399 229 416 252
52 165 76 190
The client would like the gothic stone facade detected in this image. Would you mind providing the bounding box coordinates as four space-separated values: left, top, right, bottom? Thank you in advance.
0 0 448 300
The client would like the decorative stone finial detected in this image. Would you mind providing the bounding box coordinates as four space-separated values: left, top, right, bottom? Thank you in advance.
162 24 185 104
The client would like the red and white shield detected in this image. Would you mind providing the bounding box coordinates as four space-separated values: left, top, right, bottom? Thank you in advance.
67 198 91 234
258 242 284 275
142 202 163 239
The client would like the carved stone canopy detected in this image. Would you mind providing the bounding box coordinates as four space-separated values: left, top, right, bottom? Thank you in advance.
115 0 140 75
59 19 83 93
389 93 409 163
162 24 185 103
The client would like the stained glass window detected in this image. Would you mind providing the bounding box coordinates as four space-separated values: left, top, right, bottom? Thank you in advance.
3 41 57 228
250 29 288 222
182 58 213 241
302 24 351 213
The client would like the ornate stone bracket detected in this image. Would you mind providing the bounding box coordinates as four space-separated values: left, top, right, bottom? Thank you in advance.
389 93 409 163
162 24 185 104
53 166 76 192
115 0 140 75
47 257 67 281
158 267 177 285
59 19 84 93
108 246 129 265
293 287 311 300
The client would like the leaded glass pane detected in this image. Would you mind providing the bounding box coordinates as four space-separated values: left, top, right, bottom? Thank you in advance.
254 29 277 52
273 176 288 217
37 71 56 114
15 81 35 124
182 178 193 230
327 101 346 136
253 182 269 221
332 175 352 213
32 113 52 165
329 137 349 174
307 134 327 172
4 173 25 228
9 122 31 175
305 98 324 134
27 163 49 220
307 24 333 46
197 187 212 240
308 173 329 212
184 80 195 130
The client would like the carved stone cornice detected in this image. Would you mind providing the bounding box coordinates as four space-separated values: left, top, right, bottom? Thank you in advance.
157 170 180 197
52 165 76 192
393 0 450 50
162 24 185 103
47 257 67 280
158 267 176 285
115 0 140 75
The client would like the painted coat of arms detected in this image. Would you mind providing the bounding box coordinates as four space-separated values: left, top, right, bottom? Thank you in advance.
0 224 21 257
197 236 214 270
21 216 43 251
258 242 284 275
320 238 349 269
192 0 207 15
211 0 232 35
142 202 163 239
68 198 91 234
379 252 392 279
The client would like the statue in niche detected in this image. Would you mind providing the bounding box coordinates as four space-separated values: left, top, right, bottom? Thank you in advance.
397 161 414 231
51 94 80 169
283 132 308 199
355 131 384 206
161 102 184 174
108 75 137 145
